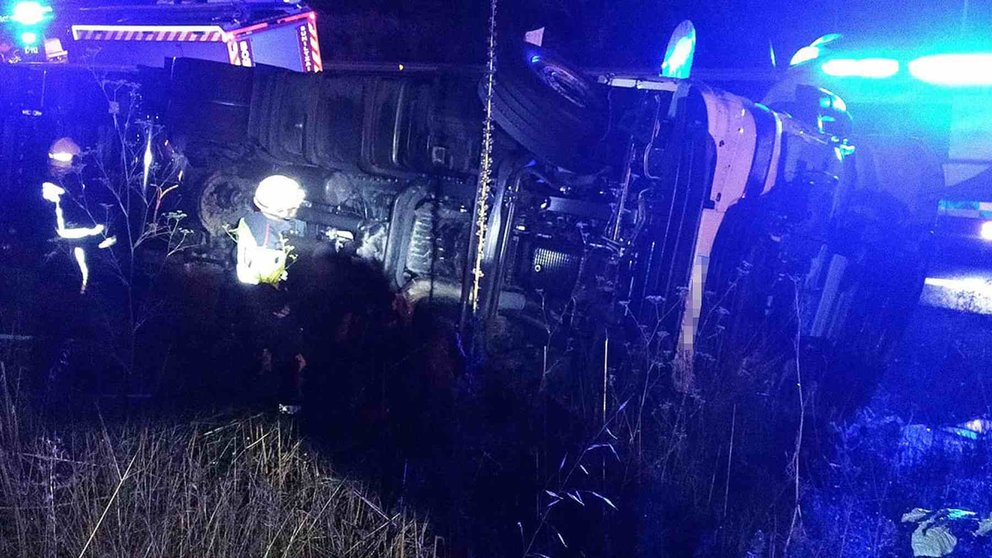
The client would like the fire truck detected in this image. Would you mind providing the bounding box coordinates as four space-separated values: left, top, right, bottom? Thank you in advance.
68 2 322 72
1 1 322 72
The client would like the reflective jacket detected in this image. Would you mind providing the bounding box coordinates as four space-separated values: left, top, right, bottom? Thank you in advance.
236 212 294 286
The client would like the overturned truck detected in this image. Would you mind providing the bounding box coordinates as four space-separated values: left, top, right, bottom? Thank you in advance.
0 36 940 402
172 42 936 372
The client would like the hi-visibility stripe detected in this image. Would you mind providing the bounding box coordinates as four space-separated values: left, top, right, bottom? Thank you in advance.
307 19 322 72
229 11 312 38
229 21 270 36
72 25 225 42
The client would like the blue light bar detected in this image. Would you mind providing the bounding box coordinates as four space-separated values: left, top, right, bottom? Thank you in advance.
909 53 992 86
821 58 899 78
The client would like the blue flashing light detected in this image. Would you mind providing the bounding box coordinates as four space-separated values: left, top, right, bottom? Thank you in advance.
945 428 979 441
789 34 842 67
946 509 978 519
821 58 899 78
661 36 695 78
790 46 820 66
909 53 992 86
660 20 696 79
529 54 541 64
19 31 38 46
832 95 847 112
811 33 842 47
981 221 992 241
11 1 51 25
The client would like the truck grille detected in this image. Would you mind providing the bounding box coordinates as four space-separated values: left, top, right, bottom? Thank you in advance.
529 246 581 295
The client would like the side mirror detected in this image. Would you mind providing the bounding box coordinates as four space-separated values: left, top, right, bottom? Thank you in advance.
767 85 853 139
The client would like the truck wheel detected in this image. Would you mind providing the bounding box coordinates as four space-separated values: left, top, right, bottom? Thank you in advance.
196 168 256 238
486 42 608 173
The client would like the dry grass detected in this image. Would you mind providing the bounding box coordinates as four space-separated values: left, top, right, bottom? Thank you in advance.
0 364 437 558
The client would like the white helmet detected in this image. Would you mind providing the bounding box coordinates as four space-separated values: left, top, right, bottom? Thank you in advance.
48 137 81 170
253 175 305 217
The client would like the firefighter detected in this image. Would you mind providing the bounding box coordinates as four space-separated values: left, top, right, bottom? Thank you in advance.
235 174 306 286
234 174 307 413
41 137 115 294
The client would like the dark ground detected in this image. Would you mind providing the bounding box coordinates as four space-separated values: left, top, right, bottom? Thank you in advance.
4 242 992 556
885 301 992 425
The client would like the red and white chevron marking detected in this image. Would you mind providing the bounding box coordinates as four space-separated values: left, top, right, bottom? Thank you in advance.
306 19 322 72
72 26 225 42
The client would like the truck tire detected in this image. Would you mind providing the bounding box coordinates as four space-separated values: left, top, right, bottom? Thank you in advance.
486 42 608 173
196 167 256 237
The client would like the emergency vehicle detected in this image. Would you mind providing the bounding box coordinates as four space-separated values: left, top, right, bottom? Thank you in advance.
2 1 322 72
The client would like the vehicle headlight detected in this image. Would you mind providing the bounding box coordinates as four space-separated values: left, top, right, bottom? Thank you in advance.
980 220 992 241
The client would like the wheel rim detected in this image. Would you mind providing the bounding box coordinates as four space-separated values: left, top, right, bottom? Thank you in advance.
528 54 593 109
198 172 255 236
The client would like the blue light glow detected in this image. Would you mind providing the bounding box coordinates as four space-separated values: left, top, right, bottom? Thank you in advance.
945 428 980 441
789 34 842 67
922 276 992 315
821 58 899 78
811 33 843 47
529 55 541 64
11 1 51 25
963 418 991 434
19 31 38 46
909 53 992 86
660 20 696 79
981 221 992 241
790 46 820 66
661 37 694 78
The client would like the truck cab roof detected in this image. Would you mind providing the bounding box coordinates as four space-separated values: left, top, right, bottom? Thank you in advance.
68 1 309 28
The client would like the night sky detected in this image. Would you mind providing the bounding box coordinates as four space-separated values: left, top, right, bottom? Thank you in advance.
308 0 988 68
